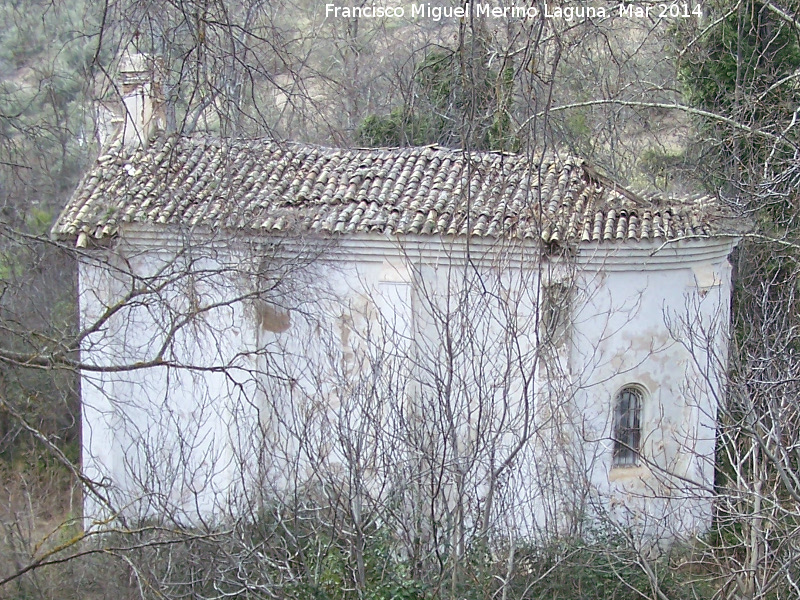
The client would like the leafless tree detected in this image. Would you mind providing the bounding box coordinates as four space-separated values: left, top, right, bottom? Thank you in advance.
8 1 800 600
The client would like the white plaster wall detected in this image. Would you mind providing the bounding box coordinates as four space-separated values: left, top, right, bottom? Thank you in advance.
568 240 733 542
79 241 261 523
78 227 735 543
239 238 542 535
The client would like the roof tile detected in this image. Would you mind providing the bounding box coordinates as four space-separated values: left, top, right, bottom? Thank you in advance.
53 135 734 245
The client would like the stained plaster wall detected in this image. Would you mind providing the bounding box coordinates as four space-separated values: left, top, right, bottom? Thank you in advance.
77 225 735 541
568 239 734 540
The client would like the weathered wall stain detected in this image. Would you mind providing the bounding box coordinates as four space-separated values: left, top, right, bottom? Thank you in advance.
254 299 291 333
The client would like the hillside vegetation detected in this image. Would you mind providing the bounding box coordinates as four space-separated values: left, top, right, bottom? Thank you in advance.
3 1 800 599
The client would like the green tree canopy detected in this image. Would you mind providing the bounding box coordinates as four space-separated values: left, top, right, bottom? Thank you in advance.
357 37 519 152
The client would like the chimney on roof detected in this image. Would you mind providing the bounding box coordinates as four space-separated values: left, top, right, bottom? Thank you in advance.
118 51 165 149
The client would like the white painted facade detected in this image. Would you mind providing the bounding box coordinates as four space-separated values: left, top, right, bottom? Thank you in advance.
78 224 735 542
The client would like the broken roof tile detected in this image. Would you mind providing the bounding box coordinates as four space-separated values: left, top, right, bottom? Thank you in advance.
52 135 737 245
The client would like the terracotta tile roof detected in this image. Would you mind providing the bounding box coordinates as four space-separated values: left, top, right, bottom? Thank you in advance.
52 135 734 245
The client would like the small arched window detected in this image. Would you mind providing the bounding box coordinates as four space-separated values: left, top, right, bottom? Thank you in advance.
613 386 644 467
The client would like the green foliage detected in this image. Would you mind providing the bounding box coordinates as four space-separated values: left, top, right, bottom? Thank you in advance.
676 0 800 192
638 147 686 190
678 2 800 115
0 232 78 464
0 0 90 466
560 109 592 156
509 539 710 600
357 41 519 151
26 207 54 235
357 109 434 147
514 546 648 600
6 515 719 600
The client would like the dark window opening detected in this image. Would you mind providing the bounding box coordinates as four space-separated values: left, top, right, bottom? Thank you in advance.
613 386 643 467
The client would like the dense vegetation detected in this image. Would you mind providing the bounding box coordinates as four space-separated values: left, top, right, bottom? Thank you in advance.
3 0 800 599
